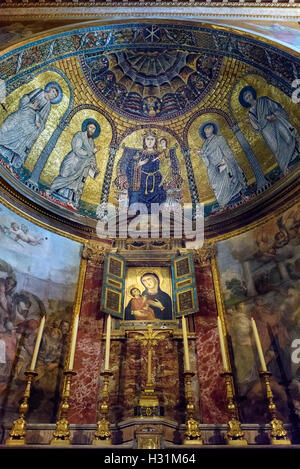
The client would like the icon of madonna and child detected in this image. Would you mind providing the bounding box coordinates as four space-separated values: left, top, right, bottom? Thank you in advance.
124 272 173 321
114 130 184 211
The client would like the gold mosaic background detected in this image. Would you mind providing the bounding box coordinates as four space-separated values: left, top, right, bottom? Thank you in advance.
0 22 300 221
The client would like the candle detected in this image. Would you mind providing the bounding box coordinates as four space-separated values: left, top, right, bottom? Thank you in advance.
217 316 229 371
30 315 46 371
105 314 112 370
182 315 191 372
68 314 79 370
251 317 267 371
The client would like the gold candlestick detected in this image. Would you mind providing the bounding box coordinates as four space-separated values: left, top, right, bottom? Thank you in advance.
104 315 112 371
182 316 191 372
251 317 267 371
259 371 291 445
217 316 229 372
183 371 203 445
29 315 46 371
5 370 38 446
220 371 248 446
93 370 113 445
50 369 76 445
49 256 86 445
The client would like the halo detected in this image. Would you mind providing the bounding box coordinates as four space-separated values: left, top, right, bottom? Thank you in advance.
199 121 218 139
238 85 257 108
44 81 63 104
81 119 101 138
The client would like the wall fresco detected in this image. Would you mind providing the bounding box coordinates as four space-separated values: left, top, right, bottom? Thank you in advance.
0 203 82 423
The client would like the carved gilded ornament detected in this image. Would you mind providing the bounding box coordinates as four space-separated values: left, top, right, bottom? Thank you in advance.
192 242 216 266
82 243 110 264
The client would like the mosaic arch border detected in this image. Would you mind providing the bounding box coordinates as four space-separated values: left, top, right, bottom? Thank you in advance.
0 18 300 242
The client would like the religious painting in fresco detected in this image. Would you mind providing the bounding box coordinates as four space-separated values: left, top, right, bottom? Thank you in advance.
216 203 300 423
0 203 81 423
123 267 173 321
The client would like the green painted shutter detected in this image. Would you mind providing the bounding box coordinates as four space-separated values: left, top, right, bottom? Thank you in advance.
171 253 198 317
101 252 126 319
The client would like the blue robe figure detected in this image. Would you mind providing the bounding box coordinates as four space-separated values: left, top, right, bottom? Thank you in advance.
116 131 167 211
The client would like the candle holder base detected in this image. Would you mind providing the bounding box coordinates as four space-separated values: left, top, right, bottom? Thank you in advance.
183 418 203 446
5 436 26 446
92 416 112 446
93 438 112 446
5 370 38 446
183 440 203 446
226 418 248 446
183 372 203 446
50 437 72 446
271 438 291 446
138 390 160 409
270 418 291 446
50 418 72 446
259 371 291 446
220 372 248 446
5 418 27 446
50 370 76 446
92 371 113 446
227 438 248 446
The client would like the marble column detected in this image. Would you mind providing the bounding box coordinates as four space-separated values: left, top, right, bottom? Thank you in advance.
193 245 229 424
68 244 108 424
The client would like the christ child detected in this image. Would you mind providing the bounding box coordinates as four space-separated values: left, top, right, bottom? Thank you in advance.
130 287 155 321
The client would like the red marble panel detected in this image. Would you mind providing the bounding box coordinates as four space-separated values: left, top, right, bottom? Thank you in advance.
67 259 230 426
194 263 229 424
68 261 104 424
106 334 185 423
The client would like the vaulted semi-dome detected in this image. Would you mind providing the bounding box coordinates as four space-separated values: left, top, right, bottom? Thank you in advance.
0 20 299 240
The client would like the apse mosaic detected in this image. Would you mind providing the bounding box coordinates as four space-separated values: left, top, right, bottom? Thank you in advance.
79 48 222 120
0 22 300 223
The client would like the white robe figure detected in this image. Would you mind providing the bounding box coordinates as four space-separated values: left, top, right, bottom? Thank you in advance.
0 88 53 168
248 96 299 173
200 134 247 207
50 130 98 207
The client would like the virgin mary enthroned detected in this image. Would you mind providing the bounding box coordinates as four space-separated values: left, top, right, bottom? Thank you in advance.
114 130 167 211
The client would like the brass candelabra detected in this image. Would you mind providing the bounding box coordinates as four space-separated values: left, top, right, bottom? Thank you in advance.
93 370 113 445
183 371 203 445
5 370 38 446
259 371 291 445
50 369 76 445
220 371 248 446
